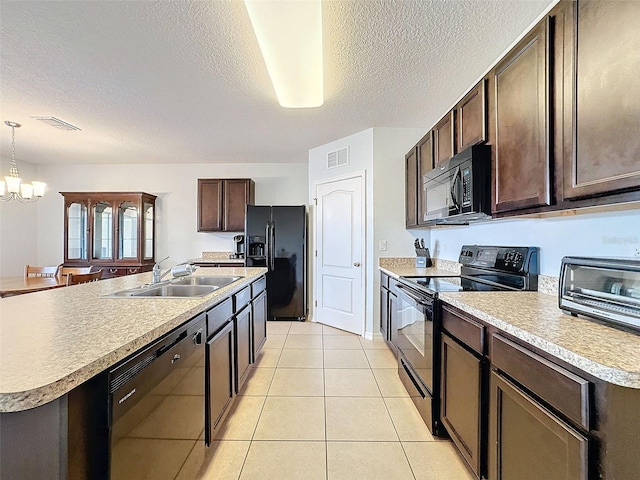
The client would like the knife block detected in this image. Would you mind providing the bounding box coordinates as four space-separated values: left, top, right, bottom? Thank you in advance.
416 250 432 268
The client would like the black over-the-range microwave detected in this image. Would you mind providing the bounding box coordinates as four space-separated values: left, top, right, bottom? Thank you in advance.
422 144 491 226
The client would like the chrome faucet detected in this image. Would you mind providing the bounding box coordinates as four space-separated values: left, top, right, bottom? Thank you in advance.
152 256 170 284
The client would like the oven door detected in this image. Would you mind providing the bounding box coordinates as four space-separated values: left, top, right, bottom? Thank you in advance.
395 282 435 394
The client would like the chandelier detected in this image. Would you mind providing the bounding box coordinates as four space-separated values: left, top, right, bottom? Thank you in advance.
1 121 46 202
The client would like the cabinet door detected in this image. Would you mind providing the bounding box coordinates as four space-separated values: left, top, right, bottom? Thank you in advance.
441 334 483 478
142 200 154 261
488 371 589 480
90 199 115 262
206 321 235 444
405 147 418 228
457 80 487 152
493 18 552 213
433 111 455 167
560 0 640 200
388 287 398 353
417 132 433 226
198 179 224 232
116 200 139 261
235 306 252 393
224 179 254 232
380 286 388 340
64 200 88 263
252 290 267 361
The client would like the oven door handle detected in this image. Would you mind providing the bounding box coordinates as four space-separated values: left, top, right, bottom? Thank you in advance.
396 283 432 306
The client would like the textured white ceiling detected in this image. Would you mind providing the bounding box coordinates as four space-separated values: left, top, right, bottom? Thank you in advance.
0 0 555 165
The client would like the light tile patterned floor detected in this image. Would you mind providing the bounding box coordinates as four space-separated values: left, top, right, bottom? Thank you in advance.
176 321 474 480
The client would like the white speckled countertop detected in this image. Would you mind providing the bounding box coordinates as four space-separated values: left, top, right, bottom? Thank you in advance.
0 267 266 413
380 261 640 389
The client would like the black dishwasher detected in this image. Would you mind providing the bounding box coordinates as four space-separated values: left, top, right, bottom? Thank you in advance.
108 314 205 480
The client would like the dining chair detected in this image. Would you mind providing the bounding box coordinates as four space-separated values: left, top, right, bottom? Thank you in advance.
58 266 93 279
66 270 103 286
25 265 60 278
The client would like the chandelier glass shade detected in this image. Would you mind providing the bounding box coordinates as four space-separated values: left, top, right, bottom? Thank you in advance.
1 121 46 202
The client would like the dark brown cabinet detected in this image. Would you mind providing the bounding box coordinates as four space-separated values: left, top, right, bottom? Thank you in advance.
234 306 251 393
60 192 156 278
441 308 486 479
379 273 399 353
488 371 589 480
491 18 552 214
417 132 433 226
433 111 455 167
489 334 591 480
233 285 253 393
405 148 419 228
197 178 255 232
557 0 640 201
205 298 235 443
206 321 234 441
251 289 267 361
456 80 487 152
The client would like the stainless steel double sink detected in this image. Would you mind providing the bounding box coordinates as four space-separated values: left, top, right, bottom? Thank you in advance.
104 276 242 298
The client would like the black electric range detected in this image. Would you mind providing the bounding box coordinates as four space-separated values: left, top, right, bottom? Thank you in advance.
401 245 540 296
394 245 539 437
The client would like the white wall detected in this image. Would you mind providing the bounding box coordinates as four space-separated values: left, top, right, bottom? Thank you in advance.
0 162 308 276
429 208 640 276
308 127 428 338
0 157 40 276
308 129 374 333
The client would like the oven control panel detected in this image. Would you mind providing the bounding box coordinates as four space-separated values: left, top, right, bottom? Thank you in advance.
459 245 539 274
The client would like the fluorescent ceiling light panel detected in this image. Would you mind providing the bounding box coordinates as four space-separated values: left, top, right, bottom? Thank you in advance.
245 0 323 108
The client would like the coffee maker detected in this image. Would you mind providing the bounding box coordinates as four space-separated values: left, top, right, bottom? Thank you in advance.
232 235 245 259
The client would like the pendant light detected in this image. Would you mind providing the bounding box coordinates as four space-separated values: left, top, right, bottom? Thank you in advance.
0 121 46 202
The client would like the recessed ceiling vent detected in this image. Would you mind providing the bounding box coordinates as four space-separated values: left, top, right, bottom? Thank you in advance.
327 146 349 169
33 116 81 131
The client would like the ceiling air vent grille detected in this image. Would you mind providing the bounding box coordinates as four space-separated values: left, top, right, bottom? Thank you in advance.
327 147 349 169
34 116 81 131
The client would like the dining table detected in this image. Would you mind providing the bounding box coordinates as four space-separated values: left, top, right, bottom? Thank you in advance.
0 276 67 298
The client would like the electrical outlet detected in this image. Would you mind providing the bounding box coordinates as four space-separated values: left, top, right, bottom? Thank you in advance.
379 240 387 251
635 248 640 258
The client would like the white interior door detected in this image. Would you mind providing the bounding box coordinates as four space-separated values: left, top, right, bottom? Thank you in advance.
314 174 364 335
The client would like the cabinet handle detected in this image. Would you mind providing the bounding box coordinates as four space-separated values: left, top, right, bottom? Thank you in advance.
109 268 118 273
354 262 361 267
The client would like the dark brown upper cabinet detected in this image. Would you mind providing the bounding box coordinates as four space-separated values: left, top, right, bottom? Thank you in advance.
198 179 255 232
433 111 456 168
557 0 640 201
405 147 418 228
492 17 552 214
456 79 487 152
417 131 434 226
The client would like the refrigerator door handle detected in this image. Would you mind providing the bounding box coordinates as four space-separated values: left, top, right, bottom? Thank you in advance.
269 221 276 270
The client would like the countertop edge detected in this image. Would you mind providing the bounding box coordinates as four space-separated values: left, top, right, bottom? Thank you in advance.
0 268 266 413
440 294 640 389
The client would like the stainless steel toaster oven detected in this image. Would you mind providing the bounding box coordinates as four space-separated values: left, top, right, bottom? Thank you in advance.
559 256 640 331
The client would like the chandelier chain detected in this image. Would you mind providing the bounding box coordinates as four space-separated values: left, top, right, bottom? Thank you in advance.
8 124 19 178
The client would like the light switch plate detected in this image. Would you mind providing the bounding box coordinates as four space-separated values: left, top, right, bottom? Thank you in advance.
379 240 387 251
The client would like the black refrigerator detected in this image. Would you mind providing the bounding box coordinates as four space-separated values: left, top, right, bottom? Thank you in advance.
245 205 307 321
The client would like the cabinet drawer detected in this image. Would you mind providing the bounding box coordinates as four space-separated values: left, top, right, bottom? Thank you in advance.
207 298 233 337
251 276 267 297
491 334 590 430
234 286 251 313
442 306 485 355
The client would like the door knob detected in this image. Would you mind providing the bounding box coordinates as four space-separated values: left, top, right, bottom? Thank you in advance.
353 262 361 267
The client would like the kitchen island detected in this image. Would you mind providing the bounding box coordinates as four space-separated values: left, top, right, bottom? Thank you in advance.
0 267 266 478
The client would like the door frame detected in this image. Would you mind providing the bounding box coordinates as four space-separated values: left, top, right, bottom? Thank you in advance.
312 170 366 336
